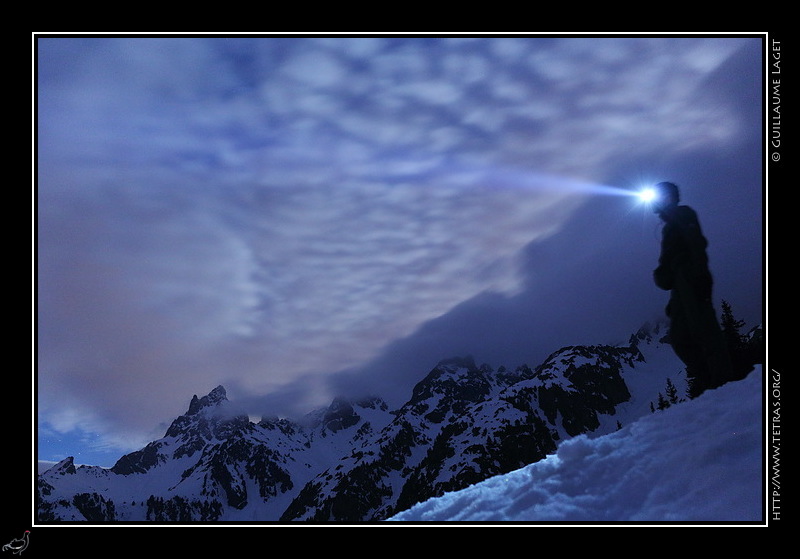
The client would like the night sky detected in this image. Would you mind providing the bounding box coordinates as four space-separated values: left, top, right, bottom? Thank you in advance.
35 35 764 468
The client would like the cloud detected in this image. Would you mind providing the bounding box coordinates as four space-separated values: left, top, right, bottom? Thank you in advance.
36 36 759 454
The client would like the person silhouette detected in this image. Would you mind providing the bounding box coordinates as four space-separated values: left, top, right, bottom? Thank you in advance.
650 182 732 398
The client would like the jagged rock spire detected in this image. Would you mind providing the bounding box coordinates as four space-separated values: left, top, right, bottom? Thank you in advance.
187 385 228 415
44 456 76 476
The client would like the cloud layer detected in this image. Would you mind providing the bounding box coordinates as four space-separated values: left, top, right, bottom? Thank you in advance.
36 36 759 455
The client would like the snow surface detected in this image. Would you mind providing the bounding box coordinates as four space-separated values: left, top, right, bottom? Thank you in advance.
389 366 764 523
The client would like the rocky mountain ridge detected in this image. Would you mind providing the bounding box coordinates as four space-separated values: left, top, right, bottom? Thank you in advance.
38 321 690 522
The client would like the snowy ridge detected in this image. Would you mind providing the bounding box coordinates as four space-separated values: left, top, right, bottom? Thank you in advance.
37 322 762 522
390 366 763 522
38 392 395 522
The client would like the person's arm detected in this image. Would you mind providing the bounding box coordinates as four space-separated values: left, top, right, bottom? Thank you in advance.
653 225 674 290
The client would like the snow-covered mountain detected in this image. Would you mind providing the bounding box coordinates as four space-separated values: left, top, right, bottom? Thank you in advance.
38 387 394 522
389 365 763 523
37 321 761 523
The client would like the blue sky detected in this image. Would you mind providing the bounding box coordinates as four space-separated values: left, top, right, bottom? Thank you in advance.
35 34 764 468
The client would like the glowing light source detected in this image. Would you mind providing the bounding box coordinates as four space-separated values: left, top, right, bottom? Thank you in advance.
638 187 657 203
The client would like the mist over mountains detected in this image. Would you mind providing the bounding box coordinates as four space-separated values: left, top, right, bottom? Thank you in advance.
37 320 763 523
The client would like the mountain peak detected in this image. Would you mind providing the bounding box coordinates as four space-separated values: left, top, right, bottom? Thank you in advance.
321 397 359 433
161 385 239 443
207 385 227 404
187 385 228 415
45 456 76 476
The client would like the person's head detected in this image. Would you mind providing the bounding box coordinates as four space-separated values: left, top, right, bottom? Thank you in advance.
652 181 680 215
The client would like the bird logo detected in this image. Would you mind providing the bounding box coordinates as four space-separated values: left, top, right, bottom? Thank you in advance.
2 531 29 555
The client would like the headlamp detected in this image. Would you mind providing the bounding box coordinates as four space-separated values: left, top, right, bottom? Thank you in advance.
638 187 657 203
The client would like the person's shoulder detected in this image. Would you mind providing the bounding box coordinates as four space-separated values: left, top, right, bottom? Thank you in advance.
675 205 700 221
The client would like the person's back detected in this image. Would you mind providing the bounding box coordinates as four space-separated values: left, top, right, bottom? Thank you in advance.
654 204 709 286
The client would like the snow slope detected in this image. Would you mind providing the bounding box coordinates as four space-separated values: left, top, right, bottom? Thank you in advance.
389 366 763 523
